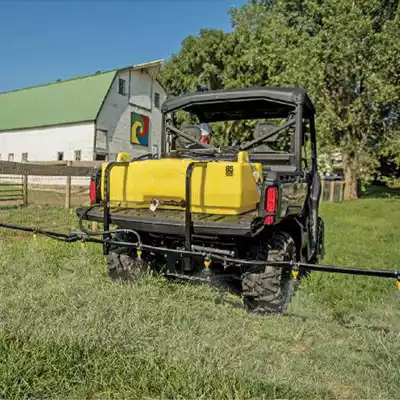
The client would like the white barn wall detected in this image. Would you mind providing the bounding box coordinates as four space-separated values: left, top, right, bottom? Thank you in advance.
129 68 152 110
0 122 94 162
151 79 167 153
0 122 94 186
96 68 166 160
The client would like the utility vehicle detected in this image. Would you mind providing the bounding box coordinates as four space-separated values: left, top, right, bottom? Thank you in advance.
77 86 325 314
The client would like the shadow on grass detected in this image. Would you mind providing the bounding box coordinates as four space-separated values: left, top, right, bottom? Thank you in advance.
361 185 400 199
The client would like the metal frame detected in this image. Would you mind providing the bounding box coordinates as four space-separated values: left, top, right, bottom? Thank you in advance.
309 116 317 175
162 95 307 177
240 118 296 153
184 162 207 270
1 221 399 285
294 103 304 172
161 87 316 116
102 160 130 255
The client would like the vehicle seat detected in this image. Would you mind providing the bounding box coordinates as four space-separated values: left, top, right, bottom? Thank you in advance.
249 122 293 165
251 122 277 153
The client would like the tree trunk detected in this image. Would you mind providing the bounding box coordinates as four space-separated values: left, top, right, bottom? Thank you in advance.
344 164 358 200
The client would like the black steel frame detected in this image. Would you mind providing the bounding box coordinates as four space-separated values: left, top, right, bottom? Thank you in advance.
184 162 207 270
1 221 399 284
103 160 130 255
101 159 212 265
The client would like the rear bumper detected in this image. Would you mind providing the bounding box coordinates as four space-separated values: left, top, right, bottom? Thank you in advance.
77 205 263 238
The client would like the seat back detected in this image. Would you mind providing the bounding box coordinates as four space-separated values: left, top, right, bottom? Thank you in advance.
249 122 294 166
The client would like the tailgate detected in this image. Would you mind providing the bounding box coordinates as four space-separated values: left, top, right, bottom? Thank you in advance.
77 205 263 237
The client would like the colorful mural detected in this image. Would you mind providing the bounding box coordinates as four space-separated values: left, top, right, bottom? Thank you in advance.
131 112 150 146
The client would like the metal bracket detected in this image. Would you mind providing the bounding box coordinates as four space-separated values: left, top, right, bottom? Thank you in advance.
184 162 207 271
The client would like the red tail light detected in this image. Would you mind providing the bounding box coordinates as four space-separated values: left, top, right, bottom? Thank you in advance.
264 216 274 225
264 186 278 225
89 168 101 204
90 180 96 204
265 186 278 212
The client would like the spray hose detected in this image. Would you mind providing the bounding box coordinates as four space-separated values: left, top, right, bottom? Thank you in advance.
0 222 399 287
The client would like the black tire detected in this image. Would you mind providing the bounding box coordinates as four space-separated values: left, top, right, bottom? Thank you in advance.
316 217 325 262
241 232 298 314
106 252 146 282
106 232 146 282
308 216 325 265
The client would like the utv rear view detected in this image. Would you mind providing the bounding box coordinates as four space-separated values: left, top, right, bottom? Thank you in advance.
77 86 325 314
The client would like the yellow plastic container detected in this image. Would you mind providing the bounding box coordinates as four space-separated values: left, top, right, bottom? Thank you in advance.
100 151 262 215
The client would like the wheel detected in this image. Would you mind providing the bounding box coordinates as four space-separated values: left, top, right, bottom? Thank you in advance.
241 232 298 314
316 217 325 262
309 216 325 265
106 252 146 282
106 232 146 282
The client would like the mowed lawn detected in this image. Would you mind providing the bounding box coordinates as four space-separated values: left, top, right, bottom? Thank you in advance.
0 192 399 399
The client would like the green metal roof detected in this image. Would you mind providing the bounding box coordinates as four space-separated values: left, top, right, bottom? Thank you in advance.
0 70 117 131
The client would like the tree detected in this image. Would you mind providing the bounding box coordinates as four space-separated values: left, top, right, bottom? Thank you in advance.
227 0 400 199
160 1 400 199
159 29 228 96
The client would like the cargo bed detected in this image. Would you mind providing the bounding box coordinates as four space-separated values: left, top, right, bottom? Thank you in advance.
77 205 263 237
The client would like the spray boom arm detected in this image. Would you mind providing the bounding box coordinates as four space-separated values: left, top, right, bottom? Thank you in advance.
1 222 399 289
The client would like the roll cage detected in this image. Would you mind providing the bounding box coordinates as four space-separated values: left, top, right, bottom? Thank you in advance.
160 86 317 174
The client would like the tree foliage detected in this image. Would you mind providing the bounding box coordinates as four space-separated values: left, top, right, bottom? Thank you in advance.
159 0 400 198
160 29 227 96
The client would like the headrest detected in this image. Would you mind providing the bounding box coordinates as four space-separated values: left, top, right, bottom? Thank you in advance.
254 122 279 142
182 125 201 140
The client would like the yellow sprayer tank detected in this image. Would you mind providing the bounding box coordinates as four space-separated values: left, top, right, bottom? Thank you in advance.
101 151 262 215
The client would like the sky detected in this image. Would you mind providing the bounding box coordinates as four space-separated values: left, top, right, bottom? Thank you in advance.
0 0 248 93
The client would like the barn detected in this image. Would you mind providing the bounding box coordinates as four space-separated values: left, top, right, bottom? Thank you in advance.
0 60 166 163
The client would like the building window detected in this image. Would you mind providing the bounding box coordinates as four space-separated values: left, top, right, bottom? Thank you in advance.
57 152 64 161
118 78 126 95
74 150 81 161
95 153 107 161
22 153 28 162
154 92 160 109
8 153 14 162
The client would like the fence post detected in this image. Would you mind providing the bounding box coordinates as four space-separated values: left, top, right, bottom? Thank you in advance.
22 174 28 206
339 181 345 202
65 161 72 209
320 178 325 203
329 181 335 202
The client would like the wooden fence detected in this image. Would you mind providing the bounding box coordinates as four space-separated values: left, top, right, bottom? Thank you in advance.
0 175 26 205
321 179 346 203
0 160 102 177
0 160 102 208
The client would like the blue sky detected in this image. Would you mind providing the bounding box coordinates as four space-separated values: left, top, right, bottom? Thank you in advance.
0 0 248 93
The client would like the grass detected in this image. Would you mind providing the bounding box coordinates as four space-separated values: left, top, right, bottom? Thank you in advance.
0 193 399 399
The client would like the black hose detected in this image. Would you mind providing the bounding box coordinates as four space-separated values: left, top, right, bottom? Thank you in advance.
0 223 74 240
1 222 399 280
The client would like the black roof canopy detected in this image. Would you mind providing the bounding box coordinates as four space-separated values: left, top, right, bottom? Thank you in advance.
162 86 315 122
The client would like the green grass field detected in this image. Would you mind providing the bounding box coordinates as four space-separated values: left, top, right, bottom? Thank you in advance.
0 193 399 399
